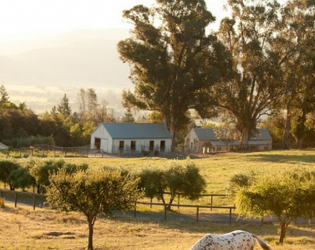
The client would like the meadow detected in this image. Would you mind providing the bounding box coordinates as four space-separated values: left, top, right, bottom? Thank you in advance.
1 149 315 249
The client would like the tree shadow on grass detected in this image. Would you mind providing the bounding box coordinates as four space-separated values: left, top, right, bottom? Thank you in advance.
245 154 315 163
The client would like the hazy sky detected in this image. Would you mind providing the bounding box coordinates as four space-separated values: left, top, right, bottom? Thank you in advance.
0 0 228 42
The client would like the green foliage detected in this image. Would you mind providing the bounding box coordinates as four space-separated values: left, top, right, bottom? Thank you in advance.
118 0 228 147
29 158 65 193
0 159 20 190
138 168 167 201
0 85 9 105
215 0 315 148
2 135 55 148
235 167 315 244
46 167 142 250
137 161 206 208
57 94 72 117
7 167 36 191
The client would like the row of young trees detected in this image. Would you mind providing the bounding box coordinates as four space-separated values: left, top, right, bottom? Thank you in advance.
0 158 205 250
118 0 315 149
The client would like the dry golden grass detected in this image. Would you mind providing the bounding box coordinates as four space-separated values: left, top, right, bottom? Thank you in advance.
1 202 314 250
1 149 315 249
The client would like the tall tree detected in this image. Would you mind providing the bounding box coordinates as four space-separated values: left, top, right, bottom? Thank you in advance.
86 88 98 114
118 0 230 148
57 94 72 117
279 0 315 148
0 85 9 105
216 0 285 149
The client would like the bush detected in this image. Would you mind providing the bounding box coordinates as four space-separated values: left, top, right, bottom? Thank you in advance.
2 135 55 148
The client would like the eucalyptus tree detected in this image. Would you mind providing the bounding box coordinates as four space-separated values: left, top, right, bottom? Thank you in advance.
215 0 286 149
118 0 230 148
279 0 315 148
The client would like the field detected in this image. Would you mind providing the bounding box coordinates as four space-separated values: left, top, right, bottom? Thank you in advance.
1 149 315 249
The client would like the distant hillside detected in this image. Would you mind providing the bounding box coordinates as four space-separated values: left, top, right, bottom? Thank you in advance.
0 29 133 114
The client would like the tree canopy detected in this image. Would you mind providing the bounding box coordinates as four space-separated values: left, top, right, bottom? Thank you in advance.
234 167 315 244
118 0 230 148
46 167 142 250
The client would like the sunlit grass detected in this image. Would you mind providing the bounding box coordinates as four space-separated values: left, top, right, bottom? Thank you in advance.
1 149 315 249
0 202 314 250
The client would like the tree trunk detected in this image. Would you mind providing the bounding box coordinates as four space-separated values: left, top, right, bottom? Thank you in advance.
282 105 291 149
279 223 287 245
240 127 249 150
87 220 94 250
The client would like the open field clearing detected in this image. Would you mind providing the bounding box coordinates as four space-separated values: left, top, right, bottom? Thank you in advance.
1 149 315 249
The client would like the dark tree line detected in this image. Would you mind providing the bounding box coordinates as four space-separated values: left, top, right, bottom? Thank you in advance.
0 86 119 148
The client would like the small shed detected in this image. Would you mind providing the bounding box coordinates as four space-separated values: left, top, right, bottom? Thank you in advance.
90 123 172 154
185 128 272 153
0 142 9 150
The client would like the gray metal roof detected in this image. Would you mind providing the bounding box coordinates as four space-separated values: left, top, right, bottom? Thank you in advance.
192 128 272 141
102 123 172 139
194 128 217 141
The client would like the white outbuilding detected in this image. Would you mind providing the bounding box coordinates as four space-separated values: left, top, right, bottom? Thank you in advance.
185 128 273 153
0 142 9 150
90 123 172 154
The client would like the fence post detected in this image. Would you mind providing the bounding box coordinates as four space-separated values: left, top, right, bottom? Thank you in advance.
196 206 199 222
210 195 213 211
229 208 232 225
164 205 167 221
33 194 36 210
134 201 137 218
14 192 18 208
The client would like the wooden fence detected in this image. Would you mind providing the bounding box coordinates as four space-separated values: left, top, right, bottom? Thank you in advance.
0 189 235 224
134 201 236 225
0 189 46 210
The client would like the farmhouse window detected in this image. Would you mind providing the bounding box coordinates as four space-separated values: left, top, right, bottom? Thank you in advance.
131 141 136 151
119 141 124 150
149 141 154 151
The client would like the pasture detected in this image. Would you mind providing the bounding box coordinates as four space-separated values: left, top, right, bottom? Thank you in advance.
1 149 315 249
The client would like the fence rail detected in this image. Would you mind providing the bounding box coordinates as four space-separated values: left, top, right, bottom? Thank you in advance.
0 189 46 210
135 201 236 224
0 189 234 223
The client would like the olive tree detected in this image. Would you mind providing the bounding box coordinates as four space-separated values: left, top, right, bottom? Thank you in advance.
234 168 315 244
0 159 20 190
46 168 142 250
138 162 206 209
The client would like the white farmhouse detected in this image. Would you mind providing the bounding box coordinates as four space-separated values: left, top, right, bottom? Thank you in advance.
186 128 273 153
90 123 172 154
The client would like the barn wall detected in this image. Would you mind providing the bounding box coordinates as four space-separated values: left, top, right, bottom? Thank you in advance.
90 125 113 153
112 139 172 153
185 130 199 152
